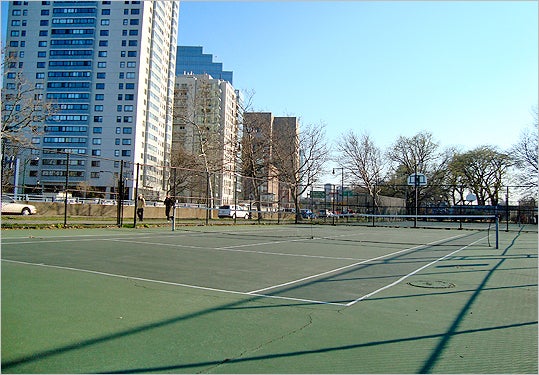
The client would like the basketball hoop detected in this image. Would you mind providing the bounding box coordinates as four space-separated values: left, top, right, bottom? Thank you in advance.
407 173 427 186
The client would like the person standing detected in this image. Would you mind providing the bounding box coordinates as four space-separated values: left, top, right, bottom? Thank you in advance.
164 194 174 221
137 194 145 221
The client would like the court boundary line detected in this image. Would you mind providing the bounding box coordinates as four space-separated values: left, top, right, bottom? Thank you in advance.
105 237 367 261
247 232 471 295
1 259 348 307
1 230 486 307
345 235 488 306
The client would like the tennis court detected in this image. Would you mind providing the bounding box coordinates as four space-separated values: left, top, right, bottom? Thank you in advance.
2 223 537 373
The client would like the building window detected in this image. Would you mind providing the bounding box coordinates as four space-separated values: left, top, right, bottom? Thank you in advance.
93 127 102 133
92 138 102 145
93 116 103 122
91 160 100 167
116 127 121 134
92 149 101 156
122 139 131 145
38 41 47 47
127 51 137 57
96 72 106 79
94 105 103 111
95 94 104 101
97 62 106 68
122 127 132 134
123 105 133 112
100 30 109 36
96 83 105 89
121 150 131 157
117 116 122 122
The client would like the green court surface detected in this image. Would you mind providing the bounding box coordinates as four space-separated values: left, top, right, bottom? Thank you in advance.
1 224 537 373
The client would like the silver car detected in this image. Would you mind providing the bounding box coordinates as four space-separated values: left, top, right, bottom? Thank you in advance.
1 196 37 215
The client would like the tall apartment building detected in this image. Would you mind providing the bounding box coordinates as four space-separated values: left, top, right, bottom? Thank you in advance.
242 112 299 209
2 1 179 200
172 73 240 206
176 46 233 85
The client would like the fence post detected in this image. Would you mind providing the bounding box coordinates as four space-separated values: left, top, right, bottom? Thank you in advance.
133 163 140 228
64 152 69 228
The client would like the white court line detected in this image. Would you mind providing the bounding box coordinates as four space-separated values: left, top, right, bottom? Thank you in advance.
345 235 488 306
247 233 469 294
1 259 347 307
106 237 366 261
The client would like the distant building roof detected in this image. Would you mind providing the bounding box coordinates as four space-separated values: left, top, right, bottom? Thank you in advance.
176 46 233 85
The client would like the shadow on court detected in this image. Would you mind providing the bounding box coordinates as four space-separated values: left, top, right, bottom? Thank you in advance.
2 228 537 373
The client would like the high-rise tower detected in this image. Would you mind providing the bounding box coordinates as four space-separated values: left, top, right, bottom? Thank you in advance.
2 1 179 200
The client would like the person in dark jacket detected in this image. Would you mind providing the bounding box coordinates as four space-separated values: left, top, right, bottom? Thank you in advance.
164 195 174 221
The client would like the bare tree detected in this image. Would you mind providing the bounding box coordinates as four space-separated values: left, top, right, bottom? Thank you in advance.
272 121 330 222
336 131 385 209
1 50 56 192
385 131 452 211
510 108 538 191
1 54 53 145
241 112 275 220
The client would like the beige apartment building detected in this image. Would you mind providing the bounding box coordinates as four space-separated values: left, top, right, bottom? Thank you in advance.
172 73 241 206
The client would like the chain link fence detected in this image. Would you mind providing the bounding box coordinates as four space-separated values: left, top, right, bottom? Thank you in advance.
1 145 537 229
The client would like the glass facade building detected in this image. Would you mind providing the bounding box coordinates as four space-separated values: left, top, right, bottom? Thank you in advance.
176 46 233 85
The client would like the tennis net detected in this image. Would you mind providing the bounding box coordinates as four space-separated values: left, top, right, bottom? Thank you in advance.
325 213 499 248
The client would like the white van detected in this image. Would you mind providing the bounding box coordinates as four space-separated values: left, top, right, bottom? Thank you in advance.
218 205 250 219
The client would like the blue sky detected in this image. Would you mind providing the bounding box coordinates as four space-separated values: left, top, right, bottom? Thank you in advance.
178 1 537 152
2 1 537 153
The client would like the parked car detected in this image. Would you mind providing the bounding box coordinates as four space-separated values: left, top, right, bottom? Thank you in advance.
1 196 37 215
300 209 316 219
318 209 336 218
218 205 250 219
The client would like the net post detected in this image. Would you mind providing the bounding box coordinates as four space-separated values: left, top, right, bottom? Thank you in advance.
495 215 499 249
